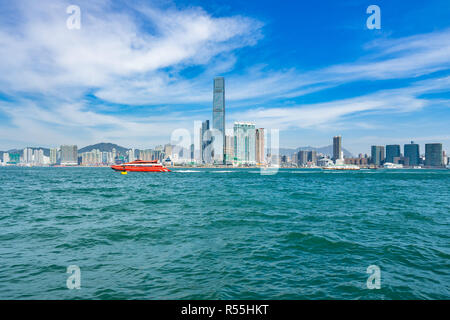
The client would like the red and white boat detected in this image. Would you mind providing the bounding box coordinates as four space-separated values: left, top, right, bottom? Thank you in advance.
111 160 171 172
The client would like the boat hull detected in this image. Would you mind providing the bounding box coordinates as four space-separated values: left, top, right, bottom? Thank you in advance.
111 165 170 172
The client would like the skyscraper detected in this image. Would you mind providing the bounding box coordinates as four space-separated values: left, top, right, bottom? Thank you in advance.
233 122 256 165
50 148 58 165
200 120 212 164
425 143 443 167
297 150 308 166
213 77 225 163
386 144 401 163
333 136 342 161
255 128 265 165
60 145 78 166
404 141 419 166
371 146 385 166
224 135 234 165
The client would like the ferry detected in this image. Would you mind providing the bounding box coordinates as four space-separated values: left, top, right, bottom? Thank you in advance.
322 164 360 171
111 160 171 172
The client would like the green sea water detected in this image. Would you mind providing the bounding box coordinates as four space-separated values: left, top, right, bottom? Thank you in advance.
0 167 449 299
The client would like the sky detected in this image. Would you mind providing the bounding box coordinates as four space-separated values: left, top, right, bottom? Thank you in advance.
0 0 449 155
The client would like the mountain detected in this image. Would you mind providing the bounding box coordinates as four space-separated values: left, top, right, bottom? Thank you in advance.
278 145 353 158
78 143 129 155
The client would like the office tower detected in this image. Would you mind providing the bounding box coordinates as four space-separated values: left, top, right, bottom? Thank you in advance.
190 144 194 162
425 143 443 167
212 77 225 163
23 147 33 164
333 136 342 161
200 120 212 163
386 144 401 163
224 135 234 164
60 145 78 165
371 146 385 166
308 150 317 165
127 148 135 162
255 128 265 165
233 122 256 165
404 141 420 166
297 150 308 166
50 148 58 165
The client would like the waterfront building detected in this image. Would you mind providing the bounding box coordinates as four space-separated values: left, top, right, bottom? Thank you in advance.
212 77 225 163
345 157 369 166
50 148 58 165
3 153 10 164
255 128 265 165
201 120 212 164
404 141 420 166
127 148 135 162
386 145 401 163
308 150 317 165
60 145 78 165
23 147 33 164
333 136 342 161
224 135 234 165
297 150 309 166
8 153 20 164
233 122 256 165
371 146 385 166
425 143 443 167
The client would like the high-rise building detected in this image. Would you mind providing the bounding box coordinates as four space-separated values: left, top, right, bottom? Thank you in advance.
23 147 33 164
297 150 308 166
233 122 256 165
224 135 234 165
50 148 58 165
60 145 78 165
404 141 420 166
333 136 342 161
212 77 225 163
308 150 317 165
255 128 265 165
425 143 443 167
385 144 401 163
3 153 10 164
371 146 385 166
200 120 212 164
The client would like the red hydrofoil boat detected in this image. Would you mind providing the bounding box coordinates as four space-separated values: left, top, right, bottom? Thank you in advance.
111 160 171 172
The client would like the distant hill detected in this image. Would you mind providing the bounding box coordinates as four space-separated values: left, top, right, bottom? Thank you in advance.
279 145 353 158
78 143 129 155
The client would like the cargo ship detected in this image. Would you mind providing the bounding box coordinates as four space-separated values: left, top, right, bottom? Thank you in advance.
111 160 171 172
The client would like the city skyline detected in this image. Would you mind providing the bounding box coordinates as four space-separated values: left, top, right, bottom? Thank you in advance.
0 1 449 155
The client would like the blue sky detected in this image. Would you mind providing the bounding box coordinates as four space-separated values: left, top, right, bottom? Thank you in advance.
0 0 449 155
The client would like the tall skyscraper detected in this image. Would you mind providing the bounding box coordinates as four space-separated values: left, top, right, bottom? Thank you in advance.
371 146 385 166
212 77 225 163
255 128 265 165
50 148 58 165
200 120 212 164
333 136 342 161
404 141 420 166
233 122 256 165
224 135 234 165
425 143 443 167
386 144 401 163
297 150 308 166
60 145 78 165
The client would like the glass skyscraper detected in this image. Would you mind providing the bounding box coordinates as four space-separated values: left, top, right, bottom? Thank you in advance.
404 141 420 166
425 143 443 167
333 136 342 160
371 145 385 166
233 122 256 165
386 144 401 163
213 77 225 163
